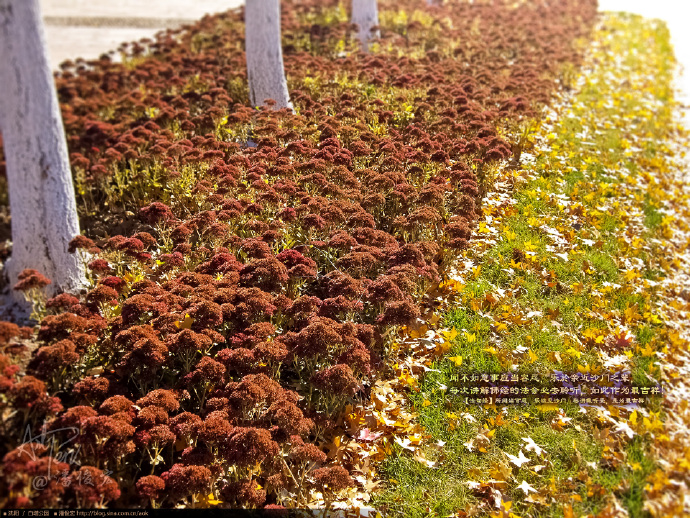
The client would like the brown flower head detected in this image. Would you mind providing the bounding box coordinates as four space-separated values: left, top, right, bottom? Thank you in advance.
136 389 180 412
160 464 212 501
312 465 353 493
224 427 279 468
67 466 121 507
135 475 165 501
311 364 360 396
14 269 51 291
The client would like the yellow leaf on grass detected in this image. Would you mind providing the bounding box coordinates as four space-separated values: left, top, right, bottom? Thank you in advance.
624 269 640 282
644 312 662 324
630 411 638 425
624 306 641 321
639 344 655 357
423 400 432 407
436 341 452 354
399 373 418 389
494 322 508 333
467 467 483 479
409 326 427 339
491 461 512 482
451 282 466 293
548 351 562 364
566 347 582 359
528 349 538 363
643 414 664 433
443 327 459 341
448 356 463 367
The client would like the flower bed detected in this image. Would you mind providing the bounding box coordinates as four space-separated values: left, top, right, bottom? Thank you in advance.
0 0 597 509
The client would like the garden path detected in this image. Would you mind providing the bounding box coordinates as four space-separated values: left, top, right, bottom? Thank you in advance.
40 0 242 69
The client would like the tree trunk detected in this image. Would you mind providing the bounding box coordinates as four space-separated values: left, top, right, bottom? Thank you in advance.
352 0 379 51
245 0 292 111
0 0 86 302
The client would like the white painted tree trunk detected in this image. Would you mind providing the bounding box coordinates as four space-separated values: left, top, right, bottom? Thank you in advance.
245 0 292 111
352 0 379 51
0 0 86 302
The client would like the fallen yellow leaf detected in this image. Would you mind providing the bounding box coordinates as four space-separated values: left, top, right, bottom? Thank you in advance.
448 355 463 367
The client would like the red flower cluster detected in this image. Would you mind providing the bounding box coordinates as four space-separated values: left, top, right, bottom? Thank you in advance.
13 269 51 292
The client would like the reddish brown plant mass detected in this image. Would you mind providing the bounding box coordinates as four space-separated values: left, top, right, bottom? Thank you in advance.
0 0 597 509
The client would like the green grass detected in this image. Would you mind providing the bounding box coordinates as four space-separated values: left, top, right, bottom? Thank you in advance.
372 13 676 518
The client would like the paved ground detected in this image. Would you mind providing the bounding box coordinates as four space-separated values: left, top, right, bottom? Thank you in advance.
40 0 243 69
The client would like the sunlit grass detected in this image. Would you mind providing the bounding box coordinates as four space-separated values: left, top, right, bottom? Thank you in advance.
373 13 675 517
